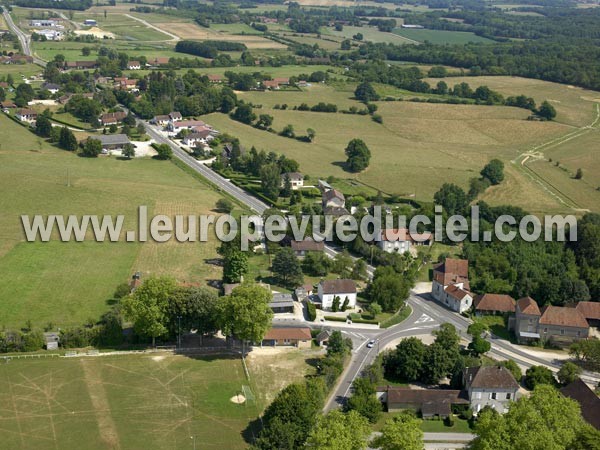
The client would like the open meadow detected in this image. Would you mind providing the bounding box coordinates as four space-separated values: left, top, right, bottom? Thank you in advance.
0 114 226 329
0 352 315 450
392 28 494 44
204 83 571 212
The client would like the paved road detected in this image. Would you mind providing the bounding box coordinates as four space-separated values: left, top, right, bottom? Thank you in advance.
3 10 46 67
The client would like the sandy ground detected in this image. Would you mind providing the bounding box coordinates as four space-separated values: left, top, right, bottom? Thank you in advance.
107 140 157 158
382 333 436 352
74 27 115 39
230 394 246 404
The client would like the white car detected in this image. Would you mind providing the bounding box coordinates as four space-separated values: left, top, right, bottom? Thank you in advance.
366 340 376 348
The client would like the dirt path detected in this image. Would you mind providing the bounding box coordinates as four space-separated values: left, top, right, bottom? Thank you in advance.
511 103 600 211
124 14 180 42
80 359 121 450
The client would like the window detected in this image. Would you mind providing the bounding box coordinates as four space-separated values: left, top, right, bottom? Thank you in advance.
529 318 533 324
560 329 565 335
544 328 548 333
577 331 581 337
506 393 511 400
491 393 497 400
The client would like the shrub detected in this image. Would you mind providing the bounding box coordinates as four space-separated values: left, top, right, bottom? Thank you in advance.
307 301 317 321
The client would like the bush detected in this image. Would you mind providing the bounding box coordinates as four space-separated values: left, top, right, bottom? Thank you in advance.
307 301 317 321
324 316 347 322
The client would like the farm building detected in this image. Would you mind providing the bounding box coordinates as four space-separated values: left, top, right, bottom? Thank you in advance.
376 386 469 418
99 111 127 126
269 293 295 314
291 239 324 257
15 108 38 123
261 327 311 348
93 134 131 151
474 294 516 315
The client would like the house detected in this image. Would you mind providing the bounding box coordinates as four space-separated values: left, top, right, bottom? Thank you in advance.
84 19 97 26
118 79 138 91
294 284 313 301
281 172 304 190
291 238 324 257
169 120 207 134
317 279 357 310
377 228 432 255
474 294 516 316
169 111 182 122
512 298 590 345
261 327 311 348
269 293 295 314
64 60 98 70
148 57 170 66
127 61 141 70
431 258 471 313
323 206 350 217
182 129 214 146
560 379 600 430
463 366 520 414
273 77 290 85
15 108 38 122
322 189 345 209
1 100 16 109
93 134 131 152
575 301 600 327
99 111 127 126
262 79 280 90
43 332 60 350
207 74 223 83
316 330 332 346
318 179 333 192
152 114 171 126
41 82 60 94
376 386 469 418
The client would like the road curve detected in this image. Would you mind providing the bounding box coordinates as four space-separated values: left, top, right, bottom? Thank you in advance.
3 10 46 67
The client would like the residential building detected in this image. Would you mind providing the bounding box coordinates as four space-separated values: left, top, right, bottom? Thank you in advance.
269 293 295 314
262 79 280 90
322 188 345 209
291 238 324 257
64 60 98 70
281 172 304 190
377 228 432 255
151 115 170 126
273 77 290 85
323 206 350 217
169 120 208 134
1 100 16 109
474 294 516 316
169 111 182 122
512 297 589 345
463 366 520 414
560 379 600 430
431 258 472 313
376 386 469 418
148 57 170 66
207 74 223 83
317 279 357 310
261 327 311 348
99 111 127 126
575 301 600 328
294 284 313 301
92 134 131 152
41 82 60 94
127 61 141 70
15 108 37 122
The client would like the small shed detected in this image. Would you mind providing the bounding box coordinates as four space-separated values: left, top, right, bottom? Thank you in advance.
269 293 295 314
44 332 60 350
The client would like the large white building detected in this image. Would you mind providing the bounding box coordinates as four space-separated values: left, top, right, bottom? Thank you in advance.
377 228 432 255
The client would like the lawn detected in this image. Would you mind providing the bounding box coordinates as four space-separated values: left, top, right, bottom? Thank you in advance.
323 25 418 45
0 354 262 449
393 28 494 44
0 63 42 79
0 114 226 328
474 315 511 341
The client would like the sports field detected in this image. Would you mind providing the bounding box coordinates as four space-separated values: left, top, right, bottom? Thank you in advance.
0 354 256 450
0 114 224 329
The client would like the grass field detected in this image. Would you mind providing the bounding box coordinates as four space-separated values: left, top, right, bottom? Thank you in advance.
0 63 41 79
203 85 569 208
0 114 225 328
393 28 494 44
124 65 336 79
323 25 418 45
0 354 264 449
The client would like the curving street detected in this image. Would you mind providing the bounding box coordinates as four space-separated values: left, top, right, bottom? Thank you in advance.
3 9 46 67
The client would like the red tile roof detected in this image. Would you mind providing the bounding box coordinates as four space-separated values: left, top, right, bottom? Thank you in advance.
539 306 589 328
433 258 469 286
474 294 516 313
575 301 600 321
517 297 541 316
263 327 311 341
291 239 324 252
445 284 471 300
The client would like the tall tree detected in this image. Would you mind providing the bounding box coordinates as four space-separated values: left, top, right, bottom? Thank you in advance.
434 183 468 215
345 138 371 172
481 159 505 185
306 410 370 450
218 284 273 349
354 81 379 102
375 412 424 450
272 247 304 287
121 276 177 346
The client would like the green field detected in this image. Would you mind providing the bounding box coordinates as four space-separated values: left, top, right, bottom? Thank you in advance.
203 84 569 208
0 354 257 450
0 114 225 328
323 25 418 45
393 28 494 44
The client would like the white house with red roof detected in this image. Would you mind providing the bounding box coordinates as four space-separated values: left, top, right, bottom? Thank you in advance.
378 228 432 255
432 258 472 313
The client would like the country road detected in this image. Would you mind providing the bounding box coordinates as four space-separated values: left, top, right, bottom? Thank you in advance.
3 10 46 67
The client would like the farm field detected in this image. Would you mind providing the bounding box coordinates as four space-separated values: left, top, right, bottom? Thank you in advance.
0 114 225 329
392 28 495 44
124 64 336 79
0 63 41 78
202 91 569 208
324 25 419 45
0 353 303 450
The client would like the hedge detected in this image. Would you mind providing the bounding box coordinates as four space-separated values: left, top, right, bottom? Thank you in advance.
307 301 317 321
